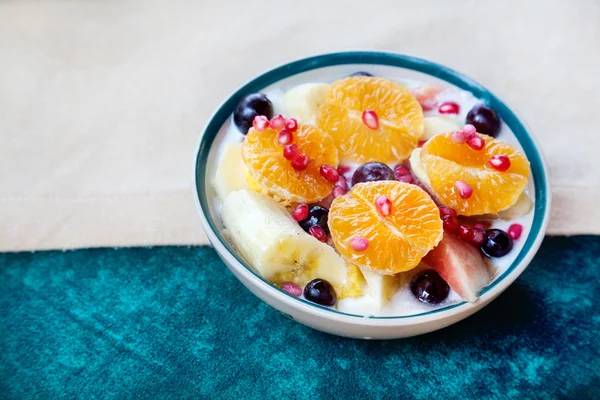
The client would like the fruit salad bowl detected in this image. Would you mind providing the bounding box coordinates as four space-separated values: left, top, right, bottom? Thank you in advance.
194 51 551 339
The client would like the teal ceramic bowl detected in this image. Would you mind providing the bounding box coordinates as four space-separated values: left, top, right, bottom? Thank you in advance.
194 51 551 339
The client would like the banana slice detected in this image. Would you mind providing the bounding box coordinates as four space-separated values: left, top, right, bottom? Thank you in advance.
359 267 402 310
421 116 461 141
410 148 533 219
282 83 330 124
222 190 356 297
213 143 249 201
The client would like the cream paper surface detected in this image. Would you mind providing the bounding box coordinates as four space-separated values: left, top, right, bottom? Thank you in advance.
1 0 599 251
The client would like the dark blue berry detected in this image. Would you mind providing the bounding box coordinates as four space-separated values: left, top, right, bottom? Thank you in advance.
350 71 374 77
480 229 513 257
233 93 273 134
466 104 501 138
351 162 395 186
299 205 329 234
304 279 336 306
410 270 450 305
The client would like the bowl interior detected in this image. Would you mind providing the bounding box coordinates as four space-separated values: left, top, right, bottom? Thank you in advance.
195 51 550 320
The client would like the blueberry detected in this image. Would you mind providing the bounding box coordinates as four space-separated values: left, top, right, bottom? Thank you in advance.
233 93 273 134
304 279 336 306
480 229 513 257
351 162 395 186
465 103 501 138
298 205 329 234
350 71 374 77
410 270 450 305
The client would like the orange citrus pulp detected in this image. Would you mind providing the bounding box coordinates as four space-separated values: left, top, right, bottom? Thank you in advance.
317 77 423 164
328 181 443 275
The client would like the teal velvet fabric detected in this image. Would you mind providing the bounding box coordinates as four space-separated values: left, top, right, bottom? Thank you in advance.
1 236 598 399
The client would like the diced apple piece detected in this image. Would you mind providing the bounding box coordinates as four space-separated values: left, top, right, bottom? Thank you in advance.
359 267 402 310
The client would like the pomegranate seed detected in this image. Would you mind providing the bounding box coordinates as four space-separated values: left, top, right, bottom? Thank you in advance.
362 110 379 130
335 175 348 189
283 144 299 160
455 180 473 199
394 165 410 179
439 206 457 218
337 165 351 175
467 134 485 151
441 214 459 232
451 130 467 144
252 115 270 132
458 224 474 241
291 154 309 171
487 155 511 172
438 101 460 114
277 129 293 145
284 117 298 132
470 228 486 246
508 223 523 240
398 175 415 184
375 195 393 216
332 185 347 198
319 164 339 183
463 124 476 135
309 225 327 242
418 140 428 147
350 236 369 251
282 282 302 297
474 223 486 231
270 114 285 130
292 204 309 221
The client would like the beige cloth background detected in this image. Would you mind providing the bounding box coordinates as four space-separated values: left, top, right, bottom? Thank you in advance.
1 0 599 251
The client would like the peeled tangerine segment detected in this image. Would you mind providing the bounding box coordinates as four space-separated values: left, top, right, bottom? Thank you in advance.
242 124 338 203
329 181 443 275
222 190 360 299
421 133 530 216
317 77 423 164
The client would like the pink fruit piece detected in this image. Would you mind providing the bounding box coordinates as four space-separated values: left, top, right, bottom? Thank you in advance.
375 195 393 216
508 223 523 240
424 231 491 302
320 164 339 183
438 101 460 115
292 204 309 221
283 144 299 160
277 129 293 145
253 115 270 132
332 185 347 198
284 117 298 132
350 236 369 251
270 114 285 130
291 154 309 171
398 175 415 184
361 110 379 130
467 134 485 151
282 282 303 297
309 225 327 242
455 180 473 199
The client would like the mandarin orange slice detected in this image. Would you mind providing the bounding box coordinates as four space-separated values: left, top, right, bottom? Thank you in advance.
328 181 443 275
242 123 338 203
421 133 530 216
316 77 424 164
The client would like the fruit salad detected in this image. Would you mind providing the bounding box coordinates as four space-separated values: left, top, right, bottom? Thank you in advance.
213 71 533 316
